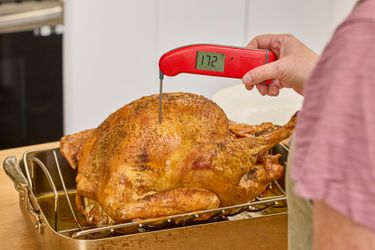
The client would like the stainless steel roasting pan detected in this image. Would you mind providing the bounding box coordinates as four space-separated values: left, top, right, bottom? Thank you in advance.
3 144 289 250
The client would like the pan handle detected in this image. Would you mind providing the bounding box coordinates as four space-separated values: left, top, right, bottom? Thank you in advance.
3 156 29 188
3 156 44 233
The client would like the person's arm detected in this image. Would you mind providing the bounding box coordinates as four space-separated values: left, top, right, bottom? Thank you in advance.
313 201 375 250
242 34 319 96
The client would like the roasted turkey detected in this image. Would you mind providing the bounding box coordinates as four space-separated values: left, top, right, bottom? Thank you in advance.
60 92 295 224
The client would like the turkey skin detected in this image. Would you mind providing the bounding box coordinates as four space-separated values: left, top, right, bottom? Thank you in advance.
60 92 295 223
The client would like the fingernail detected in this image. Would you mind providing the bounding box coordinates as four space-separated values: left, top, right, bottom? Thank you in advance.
245 84 254 90
242 73 253 84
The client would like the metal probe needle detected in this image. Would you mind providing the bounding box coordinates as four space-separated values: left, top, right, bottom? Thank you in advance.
158 71 164 124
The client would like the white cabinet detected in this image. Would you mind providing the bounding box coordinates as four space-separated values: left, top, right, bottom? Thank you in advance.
64 0 158 132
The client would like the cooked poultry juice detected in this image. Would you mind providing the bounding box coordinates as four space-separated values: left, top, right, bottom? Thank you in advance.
37 192 88 232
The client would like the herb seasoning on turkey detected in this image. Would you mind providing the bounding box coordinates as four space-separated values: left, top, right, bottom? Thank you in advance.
60 92 296 224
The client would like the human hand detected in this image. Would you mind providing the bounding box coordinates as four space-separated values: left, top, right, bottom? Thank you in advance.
242 34 319 96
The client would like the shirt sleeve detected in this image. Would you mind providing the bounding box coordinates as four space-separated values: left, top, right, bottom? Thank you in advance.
292 15 375 231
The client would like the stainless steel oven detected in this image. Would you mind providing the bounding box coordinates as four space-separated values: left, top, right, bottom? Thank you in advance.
0 0 63 149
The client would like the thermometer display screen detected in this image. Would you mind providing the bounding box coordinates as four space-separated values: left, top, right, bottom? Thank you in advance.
196 51 225 72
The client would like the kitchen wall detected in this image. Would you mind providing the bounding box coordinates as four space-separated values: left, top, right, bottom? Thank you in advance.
63 0 357 134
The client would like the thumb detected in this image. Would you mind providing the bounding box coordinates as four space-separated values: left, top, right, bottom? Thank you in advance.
242 61 280 85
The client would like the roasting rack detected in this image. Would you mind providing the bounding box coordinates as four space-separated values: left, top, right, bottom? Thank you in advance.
3 143 289 241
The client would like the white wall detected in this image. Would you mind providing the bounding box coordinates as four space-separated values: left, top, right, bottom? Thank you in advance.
63 0 357 134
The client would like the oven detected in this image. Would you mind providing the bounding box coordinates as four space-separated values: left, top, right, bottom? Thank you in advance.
0 0 63 149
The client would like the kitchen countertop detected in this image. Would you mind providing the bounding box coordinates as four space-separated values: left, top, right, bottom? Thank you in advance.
0 142 59 250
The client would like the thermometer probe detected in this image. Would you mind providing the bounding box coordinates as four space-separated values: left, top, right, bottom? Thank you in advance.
158 44 277 123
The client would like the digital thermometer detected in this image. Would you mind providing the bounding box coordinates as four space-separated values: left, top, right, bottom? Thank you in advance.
157 44 277 123
159 44 276 81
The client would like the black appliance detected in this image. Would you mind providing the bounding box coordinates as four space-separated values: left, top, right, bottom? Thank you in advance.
0 0 63 149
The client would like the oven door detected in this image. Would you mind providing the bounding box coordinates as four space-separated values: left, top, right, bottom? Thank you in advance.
0 1 63 149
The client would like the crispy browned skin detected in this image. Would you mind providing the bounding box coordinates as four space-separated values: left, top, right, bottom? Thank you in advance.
181 117 295 206
60 92 295 223
60 129 94 169
229 121 280 138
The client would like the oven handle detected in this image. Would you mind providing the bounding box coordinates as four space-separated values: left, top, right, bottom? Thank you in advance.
0 3 63 34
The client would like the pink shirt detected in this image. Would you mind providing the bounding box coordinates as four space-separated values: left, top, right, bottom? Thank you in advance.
292 0 375 231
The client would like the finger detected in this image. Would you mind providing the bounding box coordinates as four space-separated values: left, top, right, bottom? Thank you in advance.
256 84 268 96
244 84 254 90
246 34 275 50
267 84 280 96
242 72 253 85
242 61 280 85
272 79 284 89
246 34 282 57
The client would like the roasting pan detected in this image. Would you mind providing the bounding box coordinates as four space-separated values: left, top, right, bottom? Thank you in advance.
3 144 289 250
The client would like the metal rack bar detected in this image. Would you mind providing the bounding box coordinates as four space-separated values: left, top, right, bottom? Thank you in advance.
53 150 83 231
71 195 286 239
28 157 59 231
22 153 33 190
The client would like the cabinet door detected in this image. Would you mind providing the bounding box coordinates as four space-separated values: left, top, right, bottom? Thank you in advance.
0 31 63 149
64 0 158 133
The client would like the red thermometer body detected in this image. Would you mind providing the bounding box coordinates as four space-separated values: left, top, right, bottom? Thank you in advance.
159 44 276 84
